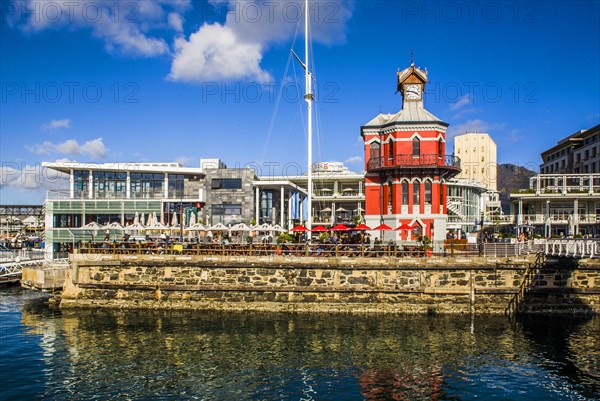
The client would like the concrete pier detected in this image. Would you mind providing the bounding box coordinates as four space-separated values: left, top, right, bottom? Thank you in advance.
59 253 600 314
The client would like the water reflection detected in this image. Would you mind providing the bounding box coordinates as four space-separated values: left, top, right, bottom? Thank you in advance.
1 288 598 400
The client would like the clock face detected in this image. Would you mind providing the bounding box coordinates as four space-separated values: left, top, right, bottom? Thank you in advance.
405 84 421 100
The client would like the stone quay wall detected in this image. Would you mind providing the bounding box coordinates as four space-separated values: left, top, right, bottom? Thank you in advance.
59 254 600 314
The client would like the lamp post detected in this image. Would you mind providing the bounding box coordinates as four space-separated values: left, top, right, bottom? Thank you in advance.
179 201 184 243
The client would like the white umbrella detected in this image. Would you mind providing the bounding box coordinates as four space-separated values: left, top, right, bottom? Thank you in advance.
171 212 178 227
140 212 146 226
80 221 103 238
254 223 273 231
188 213 197 227
126 222 146 231
105 222 124 230
186 223 207 231
230 223 252 231
146 221 168 230
133 211 139 225
271 224 286 232
335 207 347 212
209 222 229 231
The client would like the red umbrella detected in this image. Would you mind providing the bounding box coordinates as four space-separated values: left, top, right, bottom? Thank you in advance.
311 225 329 232
289 225 308 232
331 223 349 231
395 223 412 231
352 223 372 231
373 223 393 231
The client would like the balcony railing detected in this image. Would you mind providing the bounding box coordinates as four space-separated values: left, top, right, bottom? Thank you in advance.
367 154 461 171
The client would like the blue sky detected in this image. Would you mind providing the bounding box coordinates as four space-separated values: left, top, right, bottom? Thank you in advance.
1 0 599 204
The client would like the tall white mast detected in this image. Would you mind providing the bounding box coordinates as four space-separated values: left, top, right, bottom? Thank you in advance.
304 0 313 230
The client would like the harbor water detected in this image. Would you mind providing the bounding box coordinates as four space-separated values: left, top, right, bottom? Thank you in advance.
1 287 598 400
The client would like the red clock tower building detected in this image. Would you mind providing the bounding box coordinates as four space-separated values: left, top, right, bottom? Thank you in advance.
361 61 461 246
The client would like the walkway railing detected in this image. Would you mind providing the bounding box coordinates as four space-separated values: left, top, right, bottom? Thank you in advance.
544 239 600 258
505 252 545 316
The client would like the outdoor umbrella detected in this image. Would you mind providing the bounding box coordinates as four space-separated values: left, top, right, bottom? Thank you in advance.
311 225 329 232
146 221 168 230
271 224 286 232
395 223 412 231
373 223 393 231
352 223 372 231
335 207 347 212
186 223 207 231
126 222 146 231
331 223 349 231
209 222 230 231
290 225 308 232
104 222 124 230
254 223 273 231
230 223 252 231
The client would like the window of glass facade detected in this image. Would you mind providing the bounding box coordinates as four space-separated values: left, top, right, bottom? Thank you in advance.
130 173 164 198
74 170 89 198
168 174 185 198
53 214 82 228
260 191 273 223
211 178 242 190
92 171 127 199
211 204 242 225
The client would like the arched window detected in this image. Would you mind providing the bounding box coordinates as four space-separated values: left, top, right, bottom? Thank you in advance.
388 138 394 160
438 138 443 157
412 137 420 157
387 179 393 209
424 181 432 204
413 181 420 206
370 142 380 167
401 181 408 205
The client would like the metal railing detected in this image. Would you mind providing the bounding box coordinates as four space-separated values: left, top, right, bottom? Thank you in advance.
367 154 461 171
505 252 545 316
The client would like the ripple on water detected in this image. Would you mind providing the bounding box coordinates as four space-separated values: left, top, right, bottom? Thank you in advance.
1 289 599 401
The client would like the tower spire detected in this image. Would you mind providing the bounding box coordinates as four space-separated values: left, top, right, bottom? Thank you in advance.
410 49 414 66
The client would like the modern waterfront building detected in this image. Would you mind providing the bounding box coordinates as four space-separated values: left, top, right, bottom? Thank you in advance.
540 123 600 174
511 124 600 237
42 161 305 258
271 162 365 227
360 61 461 245
453 132 497 191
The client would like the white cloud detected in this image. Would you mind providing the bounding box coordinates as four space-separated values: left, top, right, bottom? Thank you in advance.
7 0 191 57
168 12 184 32
446 119 506 141
1 163 68 191
169 23 271 82
174 156 193 166
449 94 472 111
27 138 107 159
169 0 353 83
344 156 363 165
42 118 72 131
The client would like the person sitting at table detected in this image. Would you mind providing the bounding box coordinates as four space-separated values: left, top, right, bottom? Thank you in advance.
373 237 382 256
